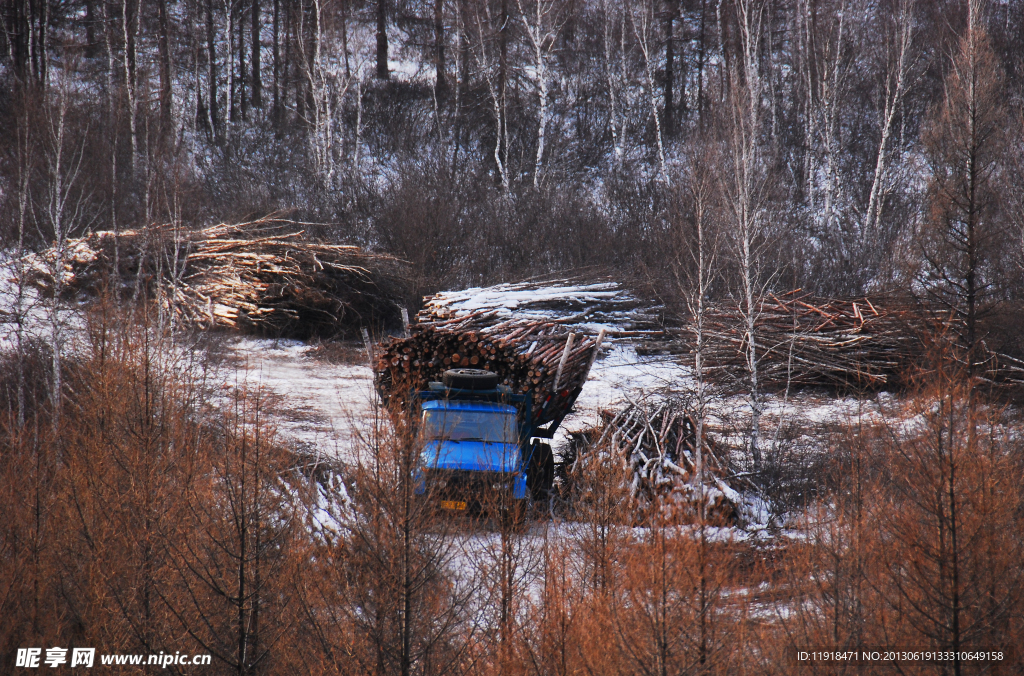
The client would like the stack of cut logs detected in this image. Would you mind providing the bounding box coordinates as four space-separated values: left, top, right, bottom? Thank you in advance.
374 319 601 427
23 219 405 338
416 278 674 351
689 292 930 390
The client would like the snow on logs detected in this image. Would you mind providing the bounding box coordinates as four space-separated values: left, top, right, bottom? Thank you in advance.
417 279 673 351
23 219 406 338
374 279 668 425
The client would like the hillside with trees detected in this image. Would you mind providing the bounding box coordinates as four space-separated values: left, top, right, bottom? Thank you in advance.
2 0 1024 673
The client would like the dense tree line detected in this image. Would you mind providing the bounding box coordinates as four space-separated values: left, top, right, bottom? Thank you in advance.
2 0 1024 307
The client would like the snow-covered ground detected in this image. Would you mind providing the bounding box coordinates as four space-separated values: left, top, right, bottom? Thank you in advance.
1 255 887 534
215 337 379 461
218 333 885 476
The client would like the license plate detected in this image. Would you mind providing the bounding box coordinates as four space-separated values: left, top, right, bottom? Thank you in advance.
441 500 467 511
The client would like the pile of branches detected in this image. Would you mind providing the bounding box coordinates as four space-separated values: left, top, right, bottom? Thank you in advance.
417 278 673 351
564 398 746 525
24 219 406 338
686 292 930 391
375 319 601 427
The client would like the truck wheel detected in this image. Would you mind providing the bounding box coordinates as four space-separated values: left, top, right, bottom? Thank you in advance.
528 442 554 501
442 368 499 390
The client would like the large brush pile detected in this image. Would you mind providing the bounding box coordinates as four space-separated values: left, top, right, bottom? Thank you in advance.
564 398 746 525
23 219 405 338
687 292 1024 391
688 292 930 390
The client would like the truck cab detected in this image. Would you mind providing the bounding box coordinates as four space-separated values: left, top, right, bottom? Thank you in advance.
413 370 555 514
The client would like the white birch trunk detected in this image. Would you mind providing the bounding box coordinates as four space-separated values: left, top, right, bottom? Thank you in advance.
630 2 668 183
864 0 915 236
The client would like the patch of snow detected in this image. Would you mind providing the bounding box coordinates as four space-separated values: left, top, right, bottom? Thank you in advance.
217 337 377 463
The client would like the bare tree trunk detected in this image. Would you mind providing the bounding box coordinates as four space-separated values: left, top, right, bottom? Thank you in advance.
239 0 248 119
603 0 622 164
663 0 677 137
434 0 447 96
272 0 280 124
227 0 236 122
43 84 85 430
158 0 173 137
376 0 389 79
252 0 262 108
122 0 139 163
471 0 510 189
696 0 706 128
631 2 668 183
207 0 220 139
14 99 31 430
38 0 47 88
723 0 769 472
864 0 915 236
519 0 562 188
498 0 509 167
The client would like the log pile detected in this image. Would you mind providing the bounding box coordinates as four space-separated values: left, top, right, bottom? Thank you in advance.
564 398 744 525
416 278 673 351
376 279 673 425
23 219 406 338
374 320 601 427
687 292 930 390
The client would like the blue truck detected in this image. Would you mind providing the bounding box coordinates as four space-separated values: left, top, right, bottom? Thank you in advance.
413 368 566 514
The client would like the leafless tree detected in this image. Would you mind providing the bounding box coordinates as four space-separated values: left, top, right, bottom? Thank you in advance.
470 0 513 190
863 0 918 239
628 0 668 183
38 78 89 428
918 0 1013 377
717 0 773 473
517 0 566 188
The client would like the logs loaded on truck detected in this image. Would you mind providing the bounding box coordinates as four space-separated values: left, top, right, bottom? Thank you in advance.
373 278 661 426
373 281 642 512
374 321 605 512
374 321 604 429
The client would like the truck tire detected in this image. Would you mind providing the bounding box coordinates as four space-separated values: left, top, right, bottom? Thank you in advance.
527 442 554 501
442 368 499 390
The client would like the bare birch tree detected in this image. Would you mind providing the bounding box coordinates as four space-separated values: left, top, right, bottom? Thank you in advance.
38 80 89 428
800 0 851 249
628 0 668 183
517 0 565 188
863 0 917 240
297 0 358 198
674 156 718 497
471 0 512 190
602 0 627 166
718 0 772 472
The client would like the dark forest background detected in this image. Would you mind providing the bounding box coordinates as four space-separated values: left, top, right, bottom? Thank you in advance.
3 0 1024 310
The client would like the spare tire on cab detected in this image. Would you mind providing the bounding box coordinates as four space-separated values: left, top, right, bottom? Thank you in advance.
443 368 499 390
